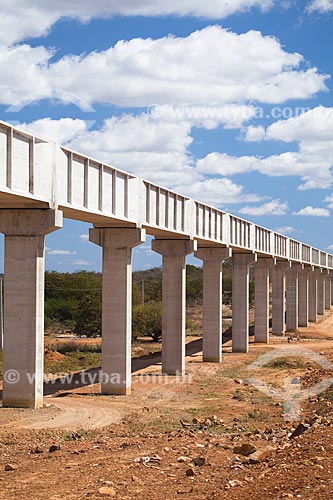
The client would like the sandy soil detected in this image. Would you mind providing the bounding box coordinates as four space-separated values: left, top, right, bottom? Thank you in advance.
1 315 333 499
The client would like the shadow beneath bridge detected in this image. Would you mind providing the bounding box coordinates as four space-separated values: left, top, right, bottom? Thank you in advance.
1 328 256 401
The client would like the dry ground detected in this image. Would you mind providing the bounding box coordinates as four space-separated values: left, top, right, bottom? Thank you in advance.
1 315 333 499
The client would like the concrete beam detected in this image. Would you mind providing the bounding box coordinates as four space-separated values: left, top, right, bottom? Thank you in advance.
286 263 303 333
254 258 274 344
0 209 63 409
152 239 196 375
194 247 232 362
90 227 146 395
232 253 257 353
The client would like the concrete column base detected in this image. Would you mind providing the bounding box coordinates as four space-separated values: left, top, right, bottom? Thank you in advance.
195 247 232 363
90 227 146 395
0 209 63 409
271 261 290 336
152 239 196 375
286 264 302 332
232 253 257 353
254 258 274 344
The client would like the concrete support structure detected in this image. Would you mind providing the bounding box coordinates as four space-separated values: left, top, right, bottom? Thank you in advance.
317 270 325 316
0 209 63 408
194 247 232 362
325 272 331 311
232 253 257 353
308 270 318 323
286 264 303 332
89 227 146 395
271 261 291 336
254 258 274 343
298 267 311 328
152 239 196 375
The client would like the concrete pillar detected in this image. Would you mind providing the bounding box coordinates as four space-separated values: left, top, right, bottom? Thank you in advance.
298 267 311 328
286 264 302 332
325 272 331 310
232 253 257 353
254 258 274 344
271 261 290 336
0 209 63 408
89 227 146 395
308 270 318 323
152 239 196 375
317 270 325 316
194 247 232 362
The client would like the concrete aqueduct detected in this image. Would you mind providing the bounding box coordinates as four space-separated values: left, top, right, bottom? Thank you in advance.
0 120 332 408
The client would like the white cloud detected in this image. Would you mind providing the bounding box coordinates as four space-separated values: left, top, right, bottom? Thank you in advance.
307 0 333 13
79 233 89 242
0 27 327 109
199 106 333 190
0 1 275 45
239 199 288 216
275 226 295 234
293 206 330 217
47 249 77 255
151 104 257 130
178 178 261 207
197 151 328 178
266 106 333 143
244 125 266 142
18 118 87 144
71 259 94 266
0 44 51 107
326 244 333 250
46 27 327 108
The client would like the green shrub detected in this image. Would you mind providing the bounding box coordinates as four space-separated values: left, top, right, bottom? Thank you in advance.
132 302 162 341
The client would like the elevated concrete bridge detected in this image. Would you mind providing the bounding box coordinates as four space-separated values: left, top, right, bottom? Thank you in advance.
0 120 332 408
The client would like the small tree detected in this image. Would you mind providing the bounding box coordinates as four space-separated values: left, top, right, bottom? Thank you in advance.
75 294 102 337
132 302 162 341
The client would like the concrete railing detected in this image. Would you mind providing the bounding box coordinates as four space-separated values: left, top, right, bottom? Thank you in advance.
0 120 332 269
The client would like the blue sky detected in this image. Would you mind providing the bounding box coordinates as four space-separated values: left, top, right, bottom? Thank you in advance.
1 0 333 271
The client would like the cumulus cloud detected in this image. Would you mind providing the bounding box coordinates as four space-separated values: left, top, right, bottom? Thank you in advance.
0 27 328 109
239 199 288 216
0 1 275 45
243 125 266 142
307 0 333 13
265 106 333 143
199 106 333 190
18 118 87 144
178 178 261 207
293 206 330 217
